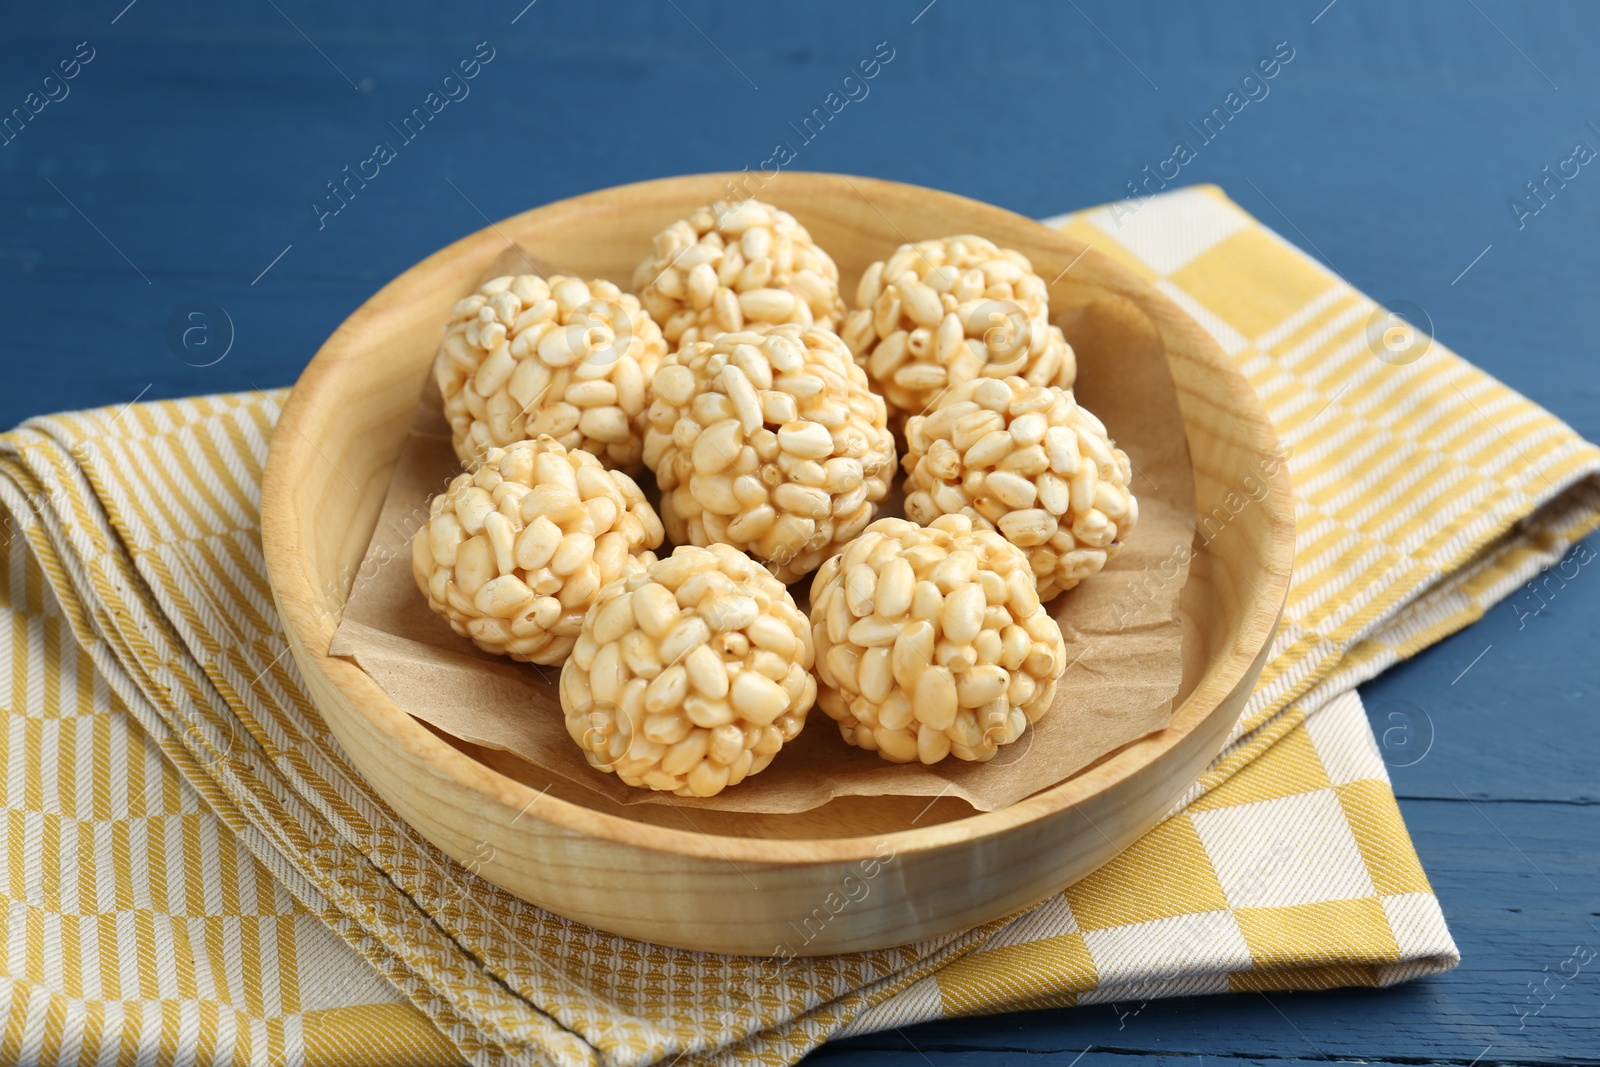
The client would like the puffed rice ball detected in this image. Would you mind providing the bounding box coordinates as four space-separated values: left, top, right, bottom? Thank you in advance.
903 378 1136 599
435 274 666 471
840 235 1076 427
412 437 664 665
560 543 817 797
642 324 896 583
810 514 1068 764
632 199 846 348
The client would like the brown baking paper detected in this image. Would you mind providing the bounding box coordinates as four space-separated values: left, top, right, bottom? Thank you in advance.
329 290 1194 813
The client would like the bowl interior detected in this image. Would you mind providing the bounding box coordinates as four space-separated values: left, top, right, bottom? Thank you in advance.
268 172 1291 851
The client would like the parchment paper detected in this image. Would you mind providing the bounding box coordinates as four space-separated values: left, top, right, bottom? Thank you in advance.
329 289 1195 813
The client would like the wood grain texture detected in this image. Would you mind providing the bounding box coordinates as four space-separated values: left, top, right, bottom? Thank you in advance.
259 172 1294 955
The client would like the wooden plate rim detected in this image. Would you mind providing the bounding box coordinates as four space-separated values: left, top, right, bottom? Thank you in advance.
260 171 1294 866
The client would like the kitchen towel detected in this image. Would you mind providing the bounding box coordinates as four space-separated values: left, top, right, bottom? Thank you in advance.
3 185 1597 1066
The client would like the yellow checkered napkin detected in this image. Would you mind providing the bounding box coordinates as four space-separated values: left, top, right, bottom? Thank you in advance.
3 185 1598 1066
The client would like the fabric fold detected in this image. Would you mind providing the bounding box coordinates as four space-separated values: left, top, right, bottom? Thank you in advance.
2 185 1596 1066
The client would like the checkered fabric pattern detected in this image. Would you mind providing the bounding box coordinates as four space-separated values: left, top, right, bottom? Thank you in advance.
2 185 1598 1066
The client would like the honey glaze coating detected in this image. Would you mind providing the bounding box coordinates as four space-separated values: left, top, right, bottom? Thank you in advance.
434 274 666 471
561 543 817 797
840 234 1075 429
903 377 1136 598
411 436 664 665
643 323 895 583
633 199 846 348
809 514 1068 764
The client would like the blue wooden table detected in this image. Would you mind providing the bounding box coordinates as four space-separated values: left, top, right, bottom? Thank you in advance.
4 1 1597 1063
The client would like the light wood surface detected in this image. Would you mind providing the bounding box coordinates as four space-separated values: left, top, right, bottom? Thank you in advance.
259 173 1294 956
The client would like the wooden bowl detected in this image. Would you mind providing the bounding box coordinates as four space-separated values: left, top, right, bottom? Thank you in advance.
261 173 1293 956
